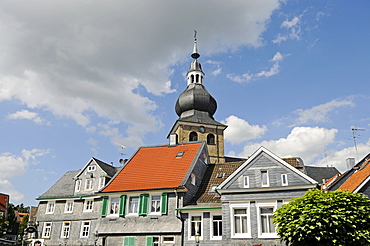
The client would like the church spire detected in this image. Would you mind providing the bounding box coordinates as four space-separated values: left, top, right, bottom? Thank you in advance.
191 30 200 59
187 30 204 85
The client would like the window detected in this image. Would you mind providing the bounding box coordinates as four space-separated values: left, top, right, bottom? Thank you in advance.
87 165 96 172
243 176 249 188
123 236 136 246
231 206 250 238
151 195 161 213
75 180 81 192
110 198 120 215
46 202 55 214
146 236 159 246
65 201 74 213
261 170 269 187
216 173 225 178
191 173 196 185
61 221 71 238
42 222 52 238
207 134 215 145
163 236 175 243
260 207 275 234
281 174 288 186
189 132 198 141
211 215 222 239
84 200 94 212
85 178 94 190
190 215 202 239
176 151 184 158
98 177 106 189
80 221 90 238
129 197 139 214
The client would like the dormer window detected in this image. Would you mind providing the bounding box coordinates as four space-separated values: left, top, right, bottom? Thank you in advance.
216 173 225 179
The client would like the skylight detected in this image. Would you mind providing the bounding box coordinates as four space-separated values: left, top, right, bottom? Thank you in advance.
176 151 184 158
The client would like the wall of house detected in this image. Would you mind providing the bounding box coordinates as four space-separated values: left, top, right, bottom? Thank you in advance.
36 198 101 246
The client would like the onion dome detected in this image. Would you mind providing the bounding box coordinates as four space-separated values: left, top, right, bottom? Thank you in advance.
175 31 217 119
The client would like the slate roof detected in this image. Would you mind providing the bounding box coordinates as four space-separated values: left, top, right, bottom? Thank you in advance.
189 161 246 204
37 170 79 199
303 166 340 183
92 157 118 177
101 142 204 193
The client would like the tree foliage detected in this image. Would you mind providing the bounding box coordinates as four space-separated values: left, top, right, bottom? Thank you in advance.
18 214 29 236
273 189 370 246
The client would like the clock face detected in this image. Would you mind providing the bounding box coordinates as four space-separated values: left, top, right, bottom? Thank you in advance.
199 126 205 133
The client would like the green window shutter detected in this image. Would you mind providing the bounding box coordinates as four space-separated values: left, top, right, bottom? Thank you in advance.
123 236 136 246
119 195 127 216
145 236 153 246
101 196 109 217
161 193 168 215
138 194 149 215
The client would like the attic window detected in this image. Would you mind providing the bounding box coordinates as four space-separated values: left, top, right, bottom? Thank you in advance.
87 165 96 172
176 151 184 158
216 173 225 178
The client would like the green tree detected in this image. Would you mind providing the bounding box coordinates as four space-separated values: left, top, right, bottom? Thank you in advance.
18 214 28 236
0 215 9 235
273 189 370 246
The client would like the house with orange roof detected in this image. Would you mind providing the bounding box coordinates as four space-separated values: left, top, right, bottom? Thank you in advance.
324 153 370 196
96 141 209 245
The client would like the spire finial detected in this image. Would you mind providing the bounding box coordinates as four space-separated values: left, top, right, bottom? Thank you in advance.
191 30 200 59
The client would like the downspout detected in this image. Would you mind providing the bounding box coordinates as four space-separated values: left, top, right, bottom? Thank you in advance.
175 189 185 246
216 125 219 163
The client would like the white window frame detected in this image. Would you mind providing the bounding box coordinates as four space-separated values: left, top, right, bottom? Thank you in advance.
150 195 161 214
281 174 288 186
98 177 106 189
46 202 55 214
80 221 90 238
256 202 278 238
75 180 81 192
261 170 270 187
128 196 139 215
84 199 94 212
85 178 94 191
210 214 222 240
64 201 74 213
61 221 71 238
162 236 175 244
42 222 52 238
188 213 203 241
243 175 249 188
230 204 251 238
109 197 120 216
87 165 96 172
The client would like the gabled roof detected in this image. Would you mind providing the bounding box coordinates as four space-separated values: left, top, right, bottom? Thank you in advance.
218 146 317 190
303 166 340 183
190 161 246 204
75 157 117 178
338 159 370 192
101 142 205 193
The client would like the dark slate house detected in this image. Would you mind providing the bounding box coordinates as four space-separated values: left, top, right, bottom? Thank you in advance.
34 158 119 246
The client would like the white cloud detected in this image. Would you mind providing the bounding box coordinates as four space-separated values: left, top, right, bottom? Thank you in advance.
273 15 302 44
223 115 267 144
239 126 338 164
0 0 281 143
227 52 286 83
206 60 222 76
292 99 355 126
7 109 47 125
0 149 49 201
314 139 370 172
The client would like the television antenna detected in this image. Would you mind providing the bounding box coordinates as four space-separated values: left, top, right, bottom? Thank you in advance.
352 127 365 161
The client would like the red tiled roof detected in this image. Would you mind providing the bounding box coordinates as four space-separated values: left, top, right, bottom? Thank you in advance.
338 159 370 192
101 142 203 192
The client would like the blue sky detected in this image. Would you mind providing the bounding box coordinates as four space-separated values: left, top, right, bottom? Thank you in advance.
0 0 369 205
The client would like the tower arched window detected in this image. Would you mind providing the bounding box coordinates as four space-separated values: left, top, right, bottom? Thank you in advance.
196 74 199 83
191 75 194 83
207 134 215 145
189 132 198 141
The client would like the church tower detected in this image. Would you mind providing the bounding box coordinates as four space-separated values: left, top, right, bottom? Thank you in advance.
168 32 227 164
